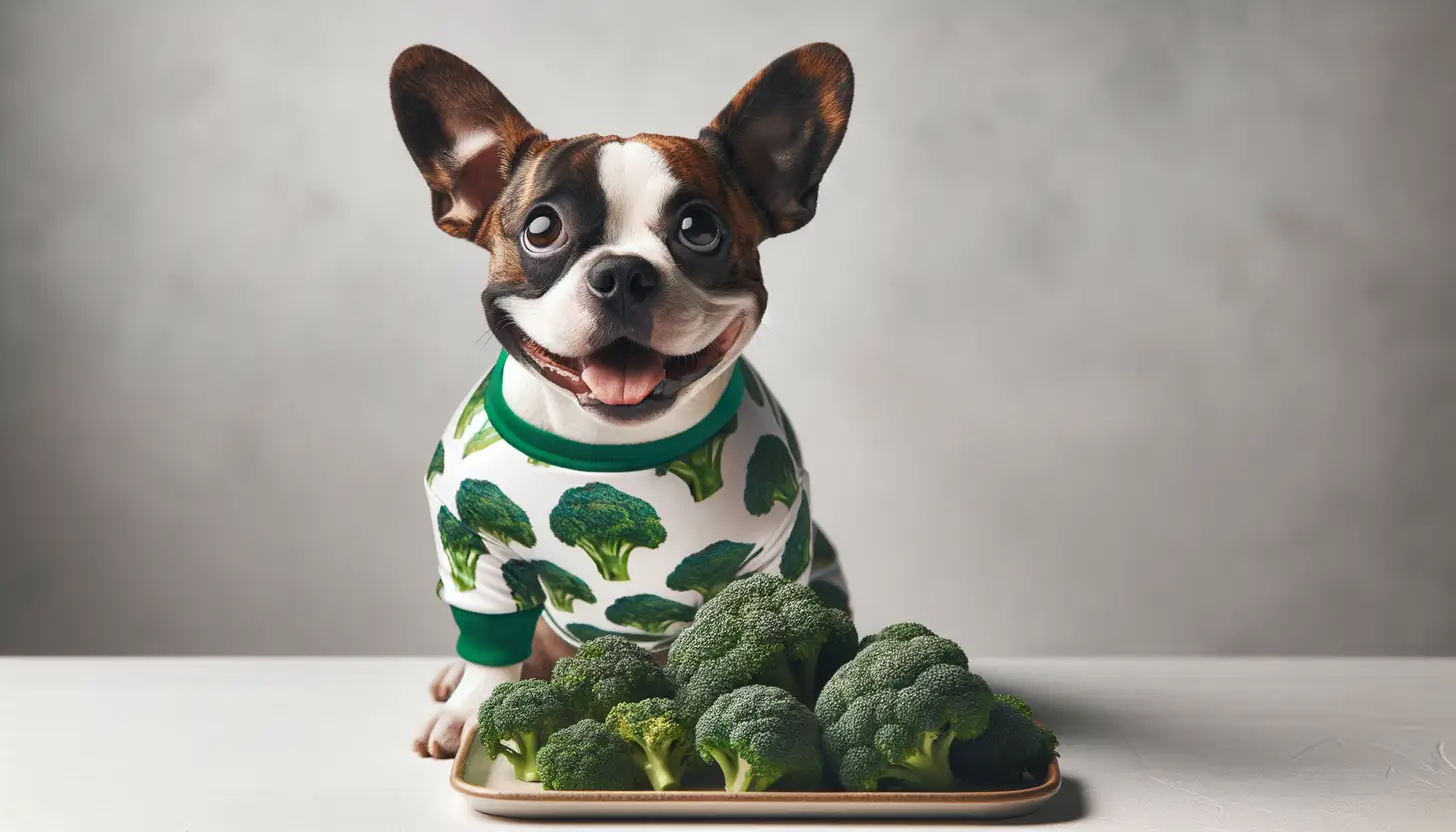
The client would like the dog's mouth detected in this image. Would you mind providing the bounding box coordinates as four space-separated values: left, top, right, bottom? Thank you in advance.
514 318 744 411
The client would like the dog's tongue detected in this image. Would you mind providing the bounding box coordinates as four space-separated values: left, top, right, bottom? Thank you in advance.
580 341 666 406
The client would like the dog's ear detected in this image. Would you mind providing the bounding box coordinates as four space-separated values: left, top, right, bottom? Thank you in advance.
702 43 854 237
390 45 543 243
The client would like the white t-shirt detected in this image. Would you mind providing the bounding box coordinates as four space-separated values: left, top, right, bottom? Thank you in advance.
424 351 849 665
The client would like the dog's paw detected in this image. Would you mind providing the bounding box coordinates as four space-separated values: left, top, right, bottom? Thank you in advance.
428 661 466 702
412 708 472 759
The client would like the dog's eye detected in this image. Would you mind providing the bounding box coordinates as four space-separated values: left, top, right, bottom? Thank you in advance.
677 206 722 253
522 207 567 253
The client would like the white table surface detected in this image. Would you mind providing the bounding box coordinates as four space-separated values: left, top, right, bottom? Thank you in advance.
1 658 1452 830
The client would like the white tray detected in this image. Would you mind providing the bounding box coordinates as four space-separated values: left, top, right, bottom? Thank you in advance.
450 726 1062 820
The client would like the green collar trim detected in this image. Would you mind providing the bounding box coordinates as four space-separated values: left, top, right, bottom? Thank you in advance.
483 350 745 472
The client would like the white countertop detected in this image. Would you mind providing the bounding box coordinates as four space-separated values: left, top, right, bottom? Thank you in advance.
1 658 1452 830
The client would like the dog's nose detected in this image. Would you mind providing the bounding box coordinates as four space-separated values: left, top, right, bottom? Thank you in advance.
585 255 660 310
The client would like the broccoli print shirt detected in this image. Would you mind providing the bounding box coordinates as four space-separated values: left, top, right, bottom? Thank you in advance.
425 351 850 667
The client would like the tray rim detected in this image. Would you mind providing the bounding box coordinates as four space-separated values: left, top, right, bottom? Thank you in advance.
449 726 1061 805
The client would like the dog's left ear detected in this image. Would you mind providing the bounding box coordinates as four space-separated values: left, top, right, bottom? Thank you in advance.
390 45 543 244
703 43 854 237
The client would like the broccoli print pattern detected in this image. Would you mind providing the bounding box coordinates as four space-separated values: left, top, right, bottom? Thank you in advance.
425 357 850 654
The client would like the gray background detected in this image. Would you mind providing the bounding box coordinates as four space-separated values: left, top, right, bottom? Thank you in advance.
3 0 1454 656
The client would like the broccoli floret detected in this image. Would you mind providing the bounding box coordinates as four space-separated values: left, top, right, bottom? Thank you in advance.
606 594 698 634
607 697 695 791
665 540 756 602
549 482 667 581
816 626 994 791
426 441 445 485
780 494 812 581
565 623 662 645
667 573 858 723
463 419 501 457
457 479 537 548
695 685 824 792
951 694 1059 785
533 561 597 612
436 507 486 591
453 374 490 439
500 559 545 611
551 635 676 720
655 414 737 502
744 435 799 516
476 679 574 782
858 621 938 651
537 719 645 791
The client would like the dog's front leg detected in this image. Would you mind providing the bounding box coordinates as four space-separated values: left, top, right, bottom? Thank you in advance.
412 660 522 758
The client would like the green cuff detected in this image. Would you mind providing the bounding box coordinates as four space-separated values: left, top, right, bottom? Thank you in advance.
451 605 541 667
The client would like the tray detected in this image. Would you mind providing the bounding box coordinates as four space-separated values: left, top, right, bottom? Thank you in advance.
450 726 1061 820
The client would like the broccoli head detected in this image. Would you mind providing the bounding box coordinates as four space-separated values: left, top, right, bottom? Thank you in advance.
744 435 799 516
606 594 698 634
457 479 537 548
665 540 756 602
551 635 676 720
667 573 858 723
951 694 1059 785
426 441 445 485
695 685 824 792
655 414 737 502
437 507 486 591
537 719 645 791
779 494 812 581
454 374 490 439
476 679 574 782
533 560 597 612
549 482 666 581
816 626 994 791
607 697 694 791
500 559 545 611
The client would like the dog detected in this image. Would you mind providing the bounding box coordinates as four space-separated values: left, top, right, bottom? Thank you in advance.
390 42 854 758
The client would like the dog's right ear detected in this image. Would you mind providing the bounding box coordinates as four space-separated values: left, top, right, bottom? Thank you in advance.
389 45 543 244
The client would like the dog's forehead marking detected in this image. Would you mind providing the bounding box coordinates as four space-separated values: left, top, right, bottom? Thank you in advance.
598 141 679 243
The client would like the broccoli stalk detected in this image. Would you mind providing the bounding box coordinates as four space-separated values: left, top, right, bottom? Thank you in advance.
549 482 666 581
606 594 698 634
537 719 645 791
457 479 537 548
655 415 737 502
667 573 858 723
476 680 573 782
695 685 824 792
453 374 490 439
463 420 501 457
880 729 958 791
550 635 676 720
816 624 995 791
665 540 756 602
564 623 664 644
532 561 596 612
607 698 694 791
437 507 486 591
744 435 799 516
